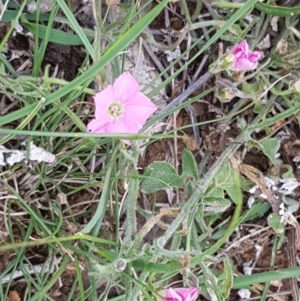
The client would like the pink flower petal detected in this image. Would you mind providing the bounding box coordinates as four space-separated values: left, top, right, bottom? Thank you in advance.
105 119 142 145
157 287 200 301
125 92 157 125
230 58 259 71
248 51 263 62
229 40 263 71
231 40 249 56
105 118 142 134
113 72 140 103
87 117 111 133
93 85 116 119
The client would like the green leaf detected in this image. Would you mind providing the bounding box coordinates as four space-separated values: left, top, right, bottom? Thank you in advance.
213 162 231 185
206 187 224 199
24 22 93 46
282 164 294 178
182 148 199 180
222 165 241 205
212 162 240 204
267 213 284 234
1 10 50 22
56 0 94 56
282 195 299 214
141 162 183 193
258 138 280 165
200 262 224 301
242 81 261 94
220 258 233 298
233 267 300 289
239 202 271 223
203 197 231 212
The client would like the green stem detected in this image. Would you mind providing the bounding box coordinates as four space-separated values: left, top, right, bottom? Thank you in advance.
215 1 243 9
259 72 293 96
46 78 94 94
0 128 176 140
81 146 119 234
0 0 27 51
141 27 189 52
215 0 300 17
255 1 300 17
0 233 117 252
29 255 69 301
191 0 203 22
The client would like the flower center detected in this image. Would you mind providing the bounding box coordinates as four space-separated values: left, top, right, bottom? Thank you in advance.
108 102 124 118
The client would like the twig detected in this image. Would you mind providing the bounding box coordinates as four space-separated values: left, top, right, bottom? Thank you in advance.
287 228 300 301
142 40 170 80
1 256 62 285
153 71 214 120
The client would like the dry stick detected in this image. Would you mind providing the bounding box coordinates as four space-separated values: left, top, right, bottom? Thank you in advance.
142 41 170 80
153 71 214 121
192 54 209 83
1 256 62 285
287 228 300 301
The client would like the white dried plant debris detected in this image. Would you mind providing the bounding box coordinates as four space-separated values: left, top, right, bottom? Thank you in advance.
237 289 251 300
279 202 284 222
265 177 276 190
57 192 68 205
275 152 281 159
243 15 255 23
6 151 25 166
293 156 300 164
257 34 270 50
2 256 61 284
0 143 56 167
0 150 5 166
254 244 262 259
243 261 253 276
271 16 280 32
12 22 24 36
27 0 53 13
0 146 24 166
165 188 175 204
217 123 231 132
249 189 267 200
279 178 300 195
247 195 255 208
270 279 282 287
165 46 181 62
248 177 279 200
276 39 288 55
248 185 257 194
28 142 56 164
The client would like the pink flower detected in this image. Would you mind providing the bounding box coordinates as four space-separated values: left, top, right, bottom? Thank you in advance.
157 287 200 301
229 40 262 71
87 72 157 144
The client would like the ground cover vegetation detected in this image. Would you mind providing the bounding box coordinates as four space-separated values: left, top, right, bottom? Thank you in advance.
0 0 300 300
